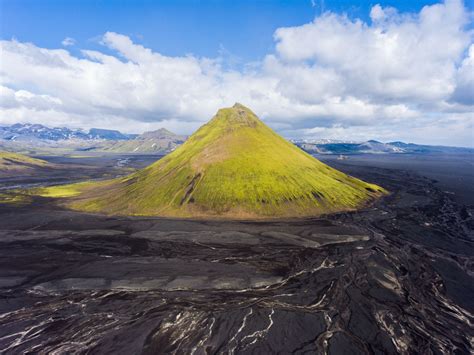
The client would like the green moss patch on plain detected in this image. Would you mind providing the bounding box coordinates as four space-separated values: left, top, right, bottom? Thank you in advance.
0 191 33 206
33 181 94 198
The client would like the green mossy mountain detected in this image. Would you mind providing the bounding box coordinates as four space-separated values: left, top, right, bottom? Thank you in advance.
0 151 50 174
39 103 387 218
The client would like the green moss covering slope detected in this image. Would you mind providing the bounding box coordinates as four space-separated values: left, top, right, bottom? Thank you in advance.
38 103 387 218
0 151 50 173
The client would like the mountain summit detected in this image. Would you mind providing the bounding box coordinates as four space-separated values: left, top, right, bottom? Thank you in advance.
40 104 386 218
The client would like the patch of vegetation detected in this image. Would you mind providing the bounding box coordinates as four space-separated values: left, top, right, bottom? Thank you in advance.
0 191 33 205
0 151 50 172
33 181 92 198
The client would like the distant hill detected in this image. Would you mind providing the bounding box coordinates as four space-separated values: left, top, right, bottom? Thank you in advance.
36 103 386 218
0 151 52 175
139 128 178 140
89 128 187 154
88 128 134 140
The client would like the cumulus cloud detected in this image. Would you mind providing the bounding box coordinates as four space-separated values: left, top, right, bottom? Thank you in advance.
0 85 62 110
61 37 76 46
273 0 470 103
369 4 398 23
451 44 474 105
0 0 472 146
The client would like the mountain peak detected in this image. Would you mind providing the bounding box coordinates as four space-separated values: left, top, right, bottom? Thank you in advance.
139 128 177 139
211 103 261 129
88 128 130 140
232 102 248 109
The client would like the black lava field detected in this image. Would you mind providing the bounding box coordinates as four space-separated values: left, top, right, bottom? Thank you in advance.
0 154 472 354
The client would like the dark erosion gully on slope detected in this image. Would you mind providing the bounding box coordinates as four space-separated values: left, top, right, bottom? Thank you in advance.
0 158 472 354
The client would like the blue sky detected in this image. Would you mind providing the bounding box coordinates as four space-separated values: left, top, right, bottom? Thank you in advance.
0 0 473 146
1 0 449 61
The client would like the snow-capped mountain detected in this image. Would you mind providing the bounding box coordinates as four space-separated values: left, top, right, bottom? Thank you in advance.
0 123 135 142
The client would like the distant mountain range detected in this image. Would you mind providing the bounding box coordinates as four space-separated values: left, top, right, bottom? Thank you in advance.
292 139 474 155
0 123 185 154
0 123 472 155
0 123 136 141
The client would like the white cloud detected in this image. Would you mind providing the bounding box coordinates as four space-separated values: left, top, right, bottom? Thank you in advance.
451 44 474 105
370 5 385 22
0 0 472 147
61 37 76 46
273 0 470 103
0 85 62 110
370 4 398 23
293 111 473 147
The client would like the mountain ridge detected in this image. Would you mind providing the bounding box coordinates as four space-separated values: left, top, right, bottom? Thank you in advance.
0 123 138 142
0 151 52 175
0 123 185 154
293 140 474 155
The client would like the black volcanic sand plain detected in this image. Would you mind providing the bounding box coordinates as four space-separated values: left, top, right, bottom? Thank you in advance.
0 154 473 354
